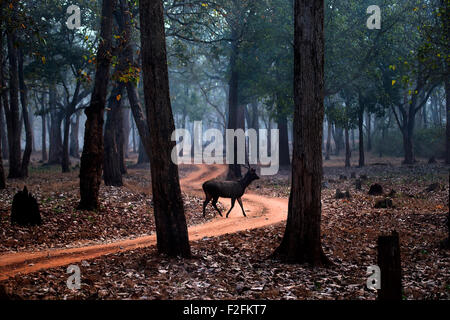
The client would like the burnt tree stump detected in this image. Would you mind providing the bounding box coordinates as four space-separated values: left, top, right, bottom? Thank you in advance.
11 186 41 226
377 231 402 300
368 183 383 196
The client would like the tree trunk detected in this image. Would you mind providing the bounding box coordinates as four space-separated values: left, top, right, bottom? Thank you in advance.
78 0 116 210
137 138 149 163
48 87 63 165
226 27 242 180
18 50 32 177
278 113 291 167
139 0 190 257
402 116 415 164
377 231 402 300
69 112 80 158
345 125 351 168
103 84 124 186
5 30 22 178
272 0 329 266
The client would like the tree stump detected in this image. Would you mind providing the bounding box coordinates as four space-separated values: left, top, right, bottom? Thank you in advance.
368 183 383 195
377 231 402 300
11 186 41 226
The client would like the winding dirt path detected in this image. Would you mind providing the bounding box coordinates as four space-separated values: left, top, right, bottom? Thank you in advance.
0 165 288 281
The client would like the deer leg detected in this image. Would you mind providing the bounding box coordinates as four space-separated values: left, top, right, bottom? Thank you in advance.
212 197 223 217
203 193 212 217
226 198 236 218
237 197 247 217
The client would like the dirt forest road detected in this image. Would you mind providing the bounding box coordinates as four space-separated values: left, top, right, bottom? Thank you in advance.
0 165 288 281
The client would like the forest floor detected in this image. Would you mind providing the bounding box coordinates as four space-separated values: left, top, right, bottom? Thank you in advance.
0 154 449 300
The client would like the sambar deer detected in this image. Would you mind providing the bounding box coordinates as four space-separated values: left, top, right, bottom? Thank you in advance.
202 165 259 218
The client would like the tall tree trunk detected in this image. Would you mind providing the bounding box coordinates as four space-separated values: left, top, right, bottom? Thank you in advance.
345 125 351 168
69 112 80 158
272 0 329 265
114 0 152 160
103 84 124 186
5 31 22 178
78 0 117 210
132 117 137 153
402 113 416 164
226 27 242 180
48 87 63 165
18 49 32 177
139 0 190 257
278 113 291 167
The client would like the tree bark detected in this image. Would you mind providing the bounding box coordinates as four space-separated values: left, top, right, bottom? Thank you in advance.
278 113 291 167
40 96 48 162
78 0 117 210
48 87 63 165
377 231 402 300
5 30 22 178
103 84 124 186
139 0 190 257
226 27 242 180
18 49 32 177
69 112 80 158
122 107 130 159
272 0 329 266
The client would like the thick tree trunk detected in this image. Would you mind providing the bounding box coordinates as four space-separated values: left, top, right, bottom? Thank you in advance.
332 125 344 156
78 0 116 210
103 84 124 186
137 138 149 163
377 231 402 300
69 112 80 158
345 126 351 168
272 0 329 266
5 31 22 178
402 116 415 164
278 113 291 167
226 28 242 180
139 0 190 257
18 50 32 177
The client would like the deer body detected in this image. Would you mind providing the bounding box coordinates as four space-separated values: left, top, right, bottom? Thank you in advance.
202 168 259 218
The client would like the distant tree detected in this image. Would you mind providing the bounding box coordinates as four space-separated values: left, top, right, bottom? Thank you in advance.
139 0 190 257
272 0 329 265
78 0 117 210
